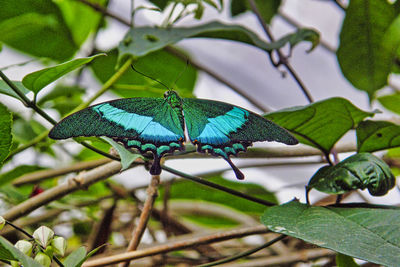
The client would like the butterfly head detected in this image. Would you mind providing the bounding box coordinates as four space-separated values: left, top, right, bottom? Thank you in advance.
164 90 182 108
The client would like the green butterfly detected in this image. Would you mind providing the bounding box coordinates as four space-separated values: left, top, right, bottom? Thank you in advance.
49 90 298 179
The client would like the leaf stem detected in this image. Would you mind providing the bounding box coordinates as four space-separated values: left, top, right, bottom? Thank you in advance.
197 234 286 267
161 165 275 206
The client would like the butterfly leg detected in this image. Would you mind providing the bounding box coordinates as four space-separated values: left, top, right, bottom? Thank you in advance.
150 154 162 175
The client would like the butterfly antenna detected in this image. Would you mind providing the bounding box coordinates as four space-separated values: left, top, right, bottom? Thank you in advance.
130 65 170 90
172 60 189 90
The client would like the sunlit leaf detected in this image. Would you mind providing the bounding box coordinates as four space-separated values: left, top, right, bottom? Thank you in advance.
261 201 400 266
357 120 400 152
264 98 374 154
0 0 78 61
307 153 395 196
22 54 105 95
337 0 396 99
336 253 360 267
378 93 400 115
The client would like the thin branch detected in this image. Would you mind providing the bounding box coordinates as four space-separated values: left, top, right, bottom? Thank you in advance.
82 225 269 267
198 235 286 267
247 0 314 103
161 165 275 206
75 0 132 26
2 161 125 222
6 131 48 160
13 158 112 186
0 71 57 124
119 175 160 267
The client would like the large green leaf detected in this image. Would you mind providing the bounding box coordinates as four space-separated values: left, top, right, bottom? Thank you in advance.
0 103 12 167
336 0 396 98
0 80 30 101
357 120 400 152
54 0 106 46
0 0 77 61
261 201 400 266
230 0 281 24
377 93 400 115
118 21 319 60
264 98 374 154
159 175 277 215
307 153 395 196
0 236 42 267
22 54 105 95
91 49 197 98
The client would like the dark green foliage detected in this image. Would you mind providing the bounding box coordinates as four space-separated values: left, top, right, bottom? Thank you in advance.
265 98 374 154
307 153 395 196
261 201 400 266
0 103 12 167
230 0 281 24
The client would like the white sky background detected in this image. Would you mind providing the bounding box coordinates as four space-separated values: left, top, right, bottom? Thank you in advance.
1 0 399 205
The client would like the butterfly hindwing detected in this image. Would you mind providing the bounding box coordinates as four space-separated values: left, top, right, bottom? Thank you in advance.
182 98 298 179
49 98 185 175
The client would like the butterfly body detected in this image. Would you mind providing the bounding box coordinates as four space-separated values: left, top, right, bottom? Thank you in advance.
49 90 298 179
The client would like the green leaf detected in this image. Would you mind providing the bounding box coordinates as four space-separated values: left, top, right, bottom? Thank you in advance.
63 247 87 267
382 14 400 73
378 93 400 115
336 0 396 99
336 253 360 267
102 137 142 171
118 21 319 60
230 0 281 24
54 0 106 46
261 201 400 266
0 0 78 61
159 175 277 215
0 103 12 167
264 98 374 154
91 49 197 98
307 153 395 196
0 80 30 101
357 120 400 152
22 54 105 95
0 236 42 267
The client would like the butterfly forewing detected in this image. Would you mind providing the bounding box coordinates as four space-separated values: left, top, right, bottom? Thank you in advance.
49 98 185 174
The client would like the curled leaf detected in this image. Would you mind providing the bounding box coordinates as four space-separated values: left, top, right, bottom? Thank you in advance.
307 153 395 197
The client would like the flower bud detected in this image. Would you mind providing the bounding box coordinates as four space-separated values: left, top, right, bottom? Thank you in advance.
0 216 5 231
51 236 67 256
33 226 54 248
14 240 32 256
34 252 51 267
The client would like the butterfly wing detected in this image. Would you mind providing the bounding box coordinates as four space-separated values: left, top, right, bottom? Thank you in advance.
183 98 298 179
49 98 185 175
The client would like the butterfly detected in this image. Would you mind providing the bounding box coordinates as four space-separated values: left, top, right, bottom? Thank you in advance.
49 90 298 179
